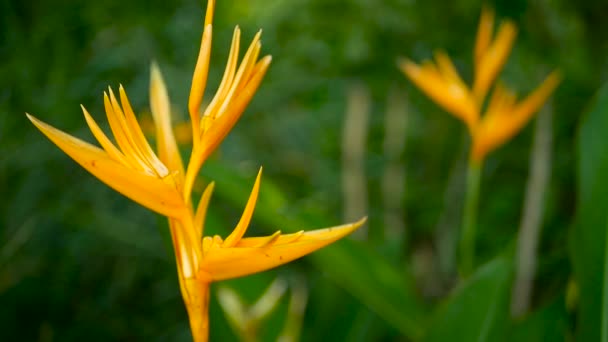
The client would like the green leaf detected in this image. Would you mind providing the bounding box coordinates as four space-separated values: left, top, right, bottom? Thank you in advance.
424 257 512 342
509 295 569 341
571 81 608 341
203 160 429 340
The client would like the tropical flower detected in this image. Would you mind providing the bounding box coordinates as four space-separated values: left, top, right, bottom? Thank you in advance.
399 7 560 163
26 1 364 341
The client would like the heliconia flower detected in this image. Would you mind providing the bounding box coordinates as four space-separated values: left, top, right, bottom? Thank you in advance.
26 0 364 341
398 7 559 163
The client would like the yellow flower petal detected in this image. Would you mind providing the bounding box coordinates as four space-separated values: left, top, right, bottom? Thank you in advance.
188 24 212 141
398 57 478 132
81 104 132 168
201 26 241 122
198 55 272 167
200 217 366 281
472 71 560 162
150 63 185 180
188 0 215 142
222 168 262 247
118 85 170 177
473 18 517 101
194 181 215 239
26 114 187 218
474 6 494 70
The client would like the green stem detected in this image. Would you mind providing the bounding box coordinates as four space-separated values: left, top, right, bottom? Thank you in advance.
459 160 482 278
601 217 608 342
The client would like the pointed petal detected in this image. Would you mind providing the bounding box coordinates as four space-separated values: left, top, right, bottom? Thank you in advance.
472 71 560 162
203 0 215 27
234 230 304 248
474 6 494 70
398 57 478 132
201 217 366 281
199 56 272 164
104 90 156 175
434 51 462 84
223 168 262 247
512 70 561 123
188 24 213 142
201 26 241 122
473 19 517 101
27 114 187 218
119 85 169 177
194 181 215 239
217 31 263 118
187 0 216 137
108 88 154 171
150 63 185 179
81 105 131 167
246 230 281 248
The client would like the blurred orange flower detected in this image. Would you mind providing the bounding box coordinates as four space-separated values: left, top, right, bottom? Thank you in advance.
399 7 560 163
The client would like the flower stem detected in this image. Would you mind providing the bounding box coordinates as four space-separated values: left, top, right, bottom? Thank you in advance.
459 159 482 278
185 280 210 342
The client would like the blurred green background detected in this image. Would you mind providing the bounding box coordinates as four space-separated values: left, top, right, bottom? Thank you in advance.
2 0 608 341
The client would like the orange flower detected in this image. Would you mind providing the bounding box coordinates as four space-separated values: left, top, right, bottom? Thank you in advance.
27 1 364 340
399 7 560 163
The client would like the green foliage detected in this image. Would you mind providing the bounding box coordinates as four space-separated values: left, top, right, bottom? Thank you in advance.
424 257 511 342
571 81 608 341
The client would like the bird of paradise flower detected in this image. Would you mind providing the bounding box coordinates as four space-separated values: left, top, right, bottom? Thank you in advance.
26 1 365 340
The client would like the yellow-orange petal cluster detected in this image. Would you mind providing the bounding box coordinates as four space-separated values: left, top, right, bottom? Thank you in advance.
26 88 186 219
399 7 559 163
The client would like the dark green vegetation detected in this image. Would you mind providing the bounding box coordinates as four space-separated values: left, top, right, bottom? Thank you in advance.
2 0 608 340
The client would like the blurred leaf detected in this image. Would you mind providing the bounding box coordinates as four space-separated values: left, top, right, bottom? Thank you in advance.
571 81 608 341
424 257 512 342
203 159 428 339
509 295 569 341
76 210 166 258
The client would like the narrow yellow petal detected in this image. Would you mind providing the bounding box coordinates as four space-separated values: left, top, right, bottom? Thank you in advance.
108 88 159 175
27 114 187 218
204 0 215 27
201 26 241 122
249 230 281 248
81 105 131 167
434 51 462 84
188 24 213 143
472 71 560 162
398 57 478 132
474 7 494 70
194 181 215 239
229 31 263 103
222 168 262 247
512 70 561 123
187 0 216 143
198 56 272 165
200 217 366 281
119 85 169 177
236 230 304 248
150 63 185 179
473 20 517 101
104 91 154 175
217 32 263 118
